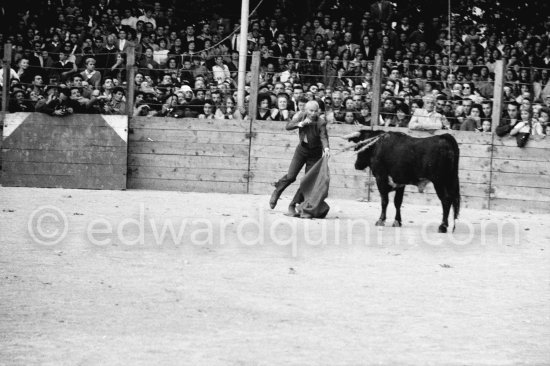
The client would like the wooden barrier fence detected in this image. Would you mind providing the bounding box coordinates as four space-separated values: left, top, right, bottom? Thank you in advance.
1 114 548 213
1 113 127 189
124 117 549 213
127 117 250 193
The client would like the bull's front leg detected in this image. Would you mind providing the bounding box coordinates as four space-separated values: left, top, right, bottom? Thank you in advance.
375 178 390 226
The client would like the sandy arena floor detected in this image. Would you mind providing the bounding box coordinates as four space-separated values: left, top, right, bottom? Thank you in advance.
1 187 549 365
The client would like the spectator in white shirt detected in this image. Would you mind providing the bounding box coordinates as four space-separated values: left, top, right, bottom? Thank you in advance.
121 8 138 29
212 56 230 85
137 8 156 30
408 95 445 130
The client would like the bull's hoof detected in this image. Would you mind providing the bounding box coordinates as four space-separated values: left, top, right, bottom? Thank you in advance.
392 221 402 227
438 224 448 233
375 219 385 226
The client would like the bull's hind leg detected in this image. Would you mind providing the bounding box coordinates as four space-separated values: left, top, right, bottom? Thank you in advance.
376 183 390 226
434 183 451 233
392 187 405 227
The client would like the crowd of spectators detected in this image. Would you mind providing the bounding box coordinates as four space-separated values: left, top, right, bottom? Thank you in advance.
0 0 549 137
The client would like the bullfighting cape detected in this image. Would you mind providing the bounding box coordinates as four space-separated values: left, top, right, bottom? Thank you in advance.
297 155 330 218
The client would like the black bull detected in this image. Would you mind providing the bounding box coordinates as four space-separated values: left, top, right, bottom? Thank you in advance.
346 130 460 233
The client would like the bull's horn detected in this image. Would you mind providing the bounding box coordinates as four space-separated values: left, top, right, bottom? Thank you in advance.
340 131 361 139
355 135 382 153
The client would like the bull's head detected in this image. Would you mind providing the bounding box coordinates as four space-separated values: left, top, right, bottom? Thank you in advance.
344 129 386 170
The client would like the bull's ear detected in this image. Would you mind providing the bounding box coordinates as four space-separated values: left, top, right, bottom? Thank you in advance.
341 131 362 142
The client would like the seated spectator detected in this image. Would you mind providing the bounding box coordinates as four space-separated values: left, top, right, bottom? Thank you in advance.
342 110 361 125
36 86 76 116
408 95 445 130
460 104 483 131
52 51 77 83
479 119 492 133
212 55 230 85
68 86 94 113
133 92 154 116
496 101 520 137
198 99 216 119
510 107 534 147
138 47 160 80
214 96 243 119
103 87 126 115
392 103 411 127
8 89 35 112
270 93 292 121
257 94 272 120
80 58 102 89
533 107 548 137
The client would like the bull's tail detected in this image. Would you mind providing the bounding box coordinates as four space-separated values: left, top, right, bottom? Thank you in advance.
440 134 461 226
452 174 460 221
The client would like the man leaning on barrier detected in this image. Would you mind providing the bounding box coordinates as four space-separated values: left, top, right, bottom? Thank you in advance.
269 100 330 217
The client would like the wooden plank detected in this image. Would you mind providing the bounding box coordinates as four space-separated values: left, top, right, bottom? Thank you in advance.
3 127 127 148
248 182 369 201
492 145 550 162
128 166 247 183
3 119 127 130
491 185 550 202
492 159 550 175
127 178 247 194
252 173 371 190
2 161 125 176
3 113 127 128
1 173 125 190
130 118 249 132
371 126 493 145
249 182 486 210
129 141 249 157
401 193 488 210
491 171 550 188
250 155 490 172
129 153 248 170
250 142 491 161
129 129 249 145
493 136 550 149
489 198 550 214
2 148 127 165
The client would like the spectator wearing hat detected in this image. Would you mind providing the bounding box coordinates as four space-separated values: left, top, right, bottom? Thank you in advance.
8 89 34 113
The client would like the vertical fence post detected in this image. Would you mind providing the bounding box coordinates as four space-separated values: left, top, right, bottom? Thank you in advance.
2 44 12 117
371 54 383 128
491 60 505 133
125 45 136 117
247 51 261 120
245 51 261 194
1 44 12 171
